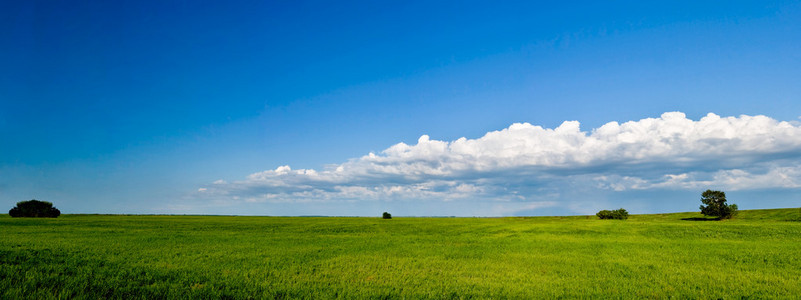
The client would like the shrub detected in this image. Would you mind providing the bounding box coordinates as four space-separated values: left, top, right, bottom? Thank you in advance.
699 190 738 219
382 212 392 219
597 208 629 220
9 199 61 218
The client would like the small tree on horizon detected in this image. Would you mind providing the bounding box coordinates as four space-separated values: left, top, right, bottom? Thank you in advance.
382 212 392 219
597 208 629 220
9 199 61 218
699 190 737 219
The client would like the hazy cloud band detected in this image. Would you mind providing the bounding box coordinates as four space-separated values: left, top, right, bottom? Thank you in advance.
199 112 801 206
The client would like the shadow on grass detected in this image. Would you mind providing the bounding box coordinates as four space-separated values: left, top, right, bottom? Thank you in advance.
681 217 722 221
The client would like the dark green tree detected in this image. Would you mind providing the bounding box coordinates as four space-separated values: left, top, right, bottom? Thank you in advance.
9 199 61 218
699 190 737 219
596 208 629 220
382 212 392 219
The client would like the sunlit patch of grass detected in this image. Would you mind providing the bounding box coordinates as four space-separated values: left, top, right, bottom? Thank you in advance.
1 208 800 298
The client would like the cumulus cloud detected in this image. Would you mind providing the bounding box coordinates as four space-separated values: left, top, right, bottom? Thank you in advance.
198 112 801 212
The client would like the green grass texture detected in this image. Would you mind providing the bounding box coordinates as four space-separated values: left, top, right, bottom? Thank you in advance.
2 208 800 299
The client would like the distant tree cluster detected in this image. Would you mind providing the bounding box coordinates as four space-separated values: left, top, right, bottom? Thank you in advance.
699 190 737 219
597 208 629 220
9 199 61 218
382 212 392 219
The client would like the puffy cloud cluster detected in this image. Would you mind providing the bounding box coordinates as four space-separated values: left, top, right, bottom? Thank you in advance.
199 112 801 209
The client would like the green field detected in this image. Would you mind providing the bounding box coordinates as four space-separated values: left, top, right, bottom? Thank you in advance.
2 209 800 299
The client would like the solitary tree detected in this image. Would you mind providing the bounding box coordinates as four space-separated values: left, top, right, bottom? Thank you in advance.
699 190 737 219
9 199 61 218
382 212 392 219
597 208 629 220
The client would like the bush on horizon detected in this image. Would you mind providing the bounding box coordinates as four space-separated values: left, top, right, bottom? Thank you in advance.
597 208 629 220
9 199 61 218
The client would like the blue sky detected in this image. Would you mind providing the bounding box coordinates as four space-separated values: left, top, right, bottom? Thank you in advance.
2 1 800 216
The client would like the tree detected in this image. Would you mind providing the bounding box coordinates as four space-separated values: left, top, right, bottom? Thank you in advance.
699 190 737 219
9 199 61 218
597 208 629 220
382 212 392 219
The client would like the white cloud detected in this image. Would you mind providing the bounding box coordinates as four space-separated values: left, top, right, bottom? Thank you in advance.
592 163 801 191
198 112 801 211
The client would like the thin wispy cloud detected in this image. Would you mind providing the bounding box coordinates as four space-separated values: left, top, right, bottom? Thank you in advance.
198 112 801 211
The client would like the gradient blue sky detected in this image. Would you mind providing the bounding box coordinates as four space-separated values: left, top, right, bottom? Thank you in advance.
2 1 800 216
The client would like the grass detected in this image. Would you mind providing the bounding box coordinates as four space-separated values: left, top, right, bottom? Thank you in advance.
2 208 800 299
